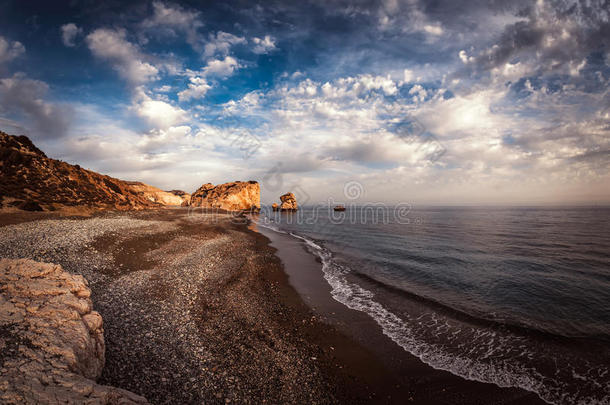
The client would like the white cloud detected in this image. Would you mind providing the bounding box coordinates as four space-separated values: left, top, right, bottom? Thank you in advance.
423 24 443 36
60 23 82 47
132 87 187 129
202 56 240 77
403 69 414 83
155 85 172 92
178 76 211 101
86 28 159 84
204 31 246 58
0 36 25 64
251 35 277 54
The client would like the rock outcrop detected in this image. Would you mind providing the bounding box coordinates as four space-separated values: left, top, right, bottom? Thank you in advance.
0 258 148 404
169 190 191 206
0 131 164 212
279 192 298 211
125 182 190 206
272 203 279 211
189 181 260 211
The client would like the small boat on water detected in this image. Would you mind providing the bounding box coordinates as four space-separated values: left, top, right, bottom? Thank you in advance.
333 205 346 211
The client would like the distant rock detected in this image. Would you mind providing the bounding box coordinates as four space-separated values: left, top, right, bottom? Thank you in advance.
168 190 192 206
189 181 260 211
279 192 298 211
0 258 149 404
125 182 189 206
272 203 279 211
0 131 161 212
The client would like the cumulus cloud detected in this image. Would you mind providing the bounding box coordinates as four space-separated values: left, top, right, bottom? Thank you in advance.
202 56 240 77
132 87 187 129
178 76 211 101
204 31 246 58
0 73 72 139
86 28 159 84
251 35 277 54
0 36 25 64
60 23 82 47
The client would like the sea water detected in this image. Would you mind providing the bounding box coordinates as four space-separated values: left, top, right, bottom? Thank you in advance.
256 206 610 405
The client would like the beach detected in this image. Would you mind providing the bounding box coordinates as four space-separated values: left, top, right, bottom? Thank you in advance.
0 208 545 404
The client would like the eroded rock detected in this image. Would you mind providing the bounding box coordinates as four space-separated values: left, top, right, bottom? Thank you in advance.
279 192 298 211
0 258 148 404
189 181 260 211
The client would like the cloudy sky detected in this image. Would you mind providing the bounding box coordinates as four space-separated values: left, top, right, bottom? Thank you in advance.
0 0 608 205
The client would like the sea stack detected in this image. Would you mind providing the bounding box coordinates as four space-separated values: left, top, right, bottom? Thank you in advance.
279 192 298 211
189 181 260 211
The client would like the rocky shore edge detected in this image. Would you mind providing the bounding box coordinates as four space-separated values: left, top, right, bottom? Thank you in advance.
0 258 149 404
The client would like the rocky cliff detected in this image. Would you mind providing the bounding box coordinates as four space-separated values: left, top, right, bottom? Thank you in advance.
125 182 190 206
0 258 148 404
0 132 162 212
279 192 298 211
189 181 260 211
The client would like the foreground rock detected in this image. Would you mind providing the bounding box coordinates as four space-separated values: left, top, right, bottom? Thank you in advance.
125 182 189 206
0 258 148 404
279 192 298 211
189 181 260 211
0 131 163 212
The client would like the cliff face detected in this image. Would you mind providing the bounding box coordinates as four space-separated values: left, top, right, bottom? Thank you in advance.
190 181 260 211
125 182 190 206
0 132 161 211
0 258 148 404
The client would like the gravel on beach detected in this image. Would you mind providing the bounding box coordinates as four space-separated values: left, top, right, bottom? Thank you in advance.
0 209 356 404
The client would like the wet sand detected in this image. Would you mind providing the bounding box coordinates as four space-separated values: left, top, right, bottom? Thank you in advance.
0 208 546 404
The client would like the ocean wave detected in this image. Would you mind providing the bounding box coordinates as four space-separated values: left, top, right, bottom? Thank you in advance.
257 221 610 405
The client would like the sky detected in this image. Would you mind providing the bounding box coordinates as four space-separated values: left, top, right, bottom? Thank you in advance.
0 0 608 205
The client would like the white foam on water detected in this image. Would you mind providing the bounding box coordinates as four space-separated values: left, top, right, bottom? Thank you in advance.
256 222 610 405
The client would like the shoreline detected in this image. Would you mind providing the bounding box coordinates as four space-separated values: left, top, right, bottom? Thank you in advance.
0 208 545 404
254 220 548 404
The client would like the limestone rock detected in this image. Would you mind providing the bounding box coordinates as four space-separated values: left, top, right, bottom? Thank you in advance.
125 182 188 206
168 190 191 206
189 181 260 211
0 258 149 404
279 192 298 211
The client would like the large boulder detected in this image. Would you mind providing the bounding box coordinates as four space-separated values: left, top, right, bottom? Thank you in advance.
189 181 260 211
279 192 298 211
0 258 149 404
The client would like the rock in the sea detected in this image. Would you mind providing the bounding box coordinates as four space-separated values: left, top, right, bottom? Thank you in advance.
0 258 149 404
189 181 260 211
272 203 279 211
279 192 298 211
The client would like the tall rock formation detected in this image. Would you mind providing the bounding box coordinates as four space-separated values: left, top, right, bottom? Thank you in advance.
0 258 149 404
189 181 260 211
279 192 298 211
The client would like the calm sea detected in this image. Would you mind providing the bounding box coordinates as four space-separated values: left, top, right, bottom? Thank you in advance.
256 206 610 405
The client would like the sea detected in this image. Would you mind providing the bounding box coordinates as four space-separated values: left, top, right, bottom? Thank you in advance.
255 206 610 405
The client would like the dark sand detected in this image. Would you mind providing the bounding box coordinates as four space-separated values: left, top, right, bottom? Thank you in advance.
0 208 546 404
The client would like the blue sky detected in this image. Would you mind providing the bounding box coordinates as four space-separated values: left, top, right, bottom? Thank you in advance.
0 0 608 205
